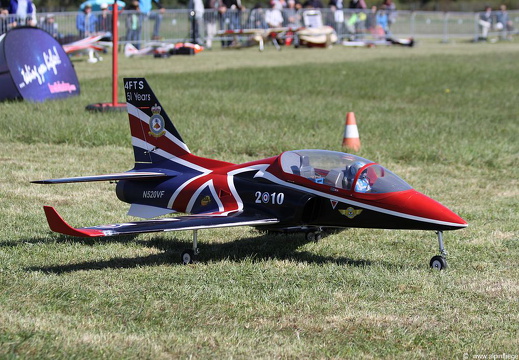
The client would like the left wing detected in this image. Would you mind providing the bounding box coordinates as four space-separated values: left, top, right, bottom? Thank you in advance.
43 206 279 237
31 171 172 184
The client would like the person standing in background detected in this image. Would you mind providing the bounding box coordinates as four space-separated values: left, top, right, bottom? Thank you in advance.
139 0 165 40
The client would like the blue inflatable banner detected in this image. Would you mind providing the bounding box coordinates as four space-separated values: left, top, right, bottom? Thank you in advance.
0 27 80 102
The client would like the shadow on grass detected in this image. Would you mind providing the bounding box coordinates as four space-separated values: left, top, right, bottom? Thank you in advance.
22 230 397 274
0 234 139 248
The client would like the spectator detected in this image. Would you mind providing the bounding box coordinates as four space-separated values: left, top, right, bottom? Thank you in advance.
265 0 283 28
0 7 10 34
376 6 389 36
139 0 165 40
189 0 205 44
345 6 366 37
40 13 60 38
203 0 218 49
329 0 344 35
271 0 286 10
382 0 396 31
97 3 112 34
283 0 300 46
8 0 35 27
365 5 379 34
348 0 366 10
76 4 97 38
303 0 323 8
284 0 301 27
247 2 267 29
218 0 244 47
478 6 492 40
495 4 514 40
29 0 35 25
126 0 142 47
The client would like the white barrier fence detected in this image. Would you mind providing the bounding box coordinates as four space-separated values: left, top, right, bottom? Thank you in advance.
1 8 517 46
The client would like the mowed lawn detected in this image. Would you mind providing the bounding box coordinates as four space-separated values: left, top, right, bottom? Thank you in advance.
0 41 518 359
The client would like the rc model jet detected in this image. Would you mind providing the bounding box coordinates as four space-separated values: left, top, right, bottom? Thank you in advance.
33 78 467 269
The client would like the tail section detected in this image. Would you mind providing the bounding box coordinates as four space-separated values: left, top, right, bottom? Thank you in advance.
123 78 231 170
124 78 191 166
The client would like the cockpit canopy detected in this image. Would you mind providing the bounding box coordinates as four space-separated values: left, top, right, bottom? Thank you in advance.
280 150 412 194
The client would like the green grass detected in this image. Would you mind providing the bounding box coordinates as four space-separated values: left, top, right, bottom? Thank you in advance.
1 41 518 358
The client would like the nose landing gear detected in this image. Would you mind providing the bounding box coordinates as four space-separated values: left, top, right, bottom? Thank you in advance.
430 231 448 270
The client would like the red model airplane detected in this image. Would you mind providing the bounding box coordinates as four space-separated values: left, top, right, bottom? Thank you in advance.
33 78 467 269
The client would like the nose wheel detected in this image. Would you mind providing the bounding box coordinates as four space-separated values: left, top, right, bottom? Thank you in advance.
181 230 200 265
430 231 448 270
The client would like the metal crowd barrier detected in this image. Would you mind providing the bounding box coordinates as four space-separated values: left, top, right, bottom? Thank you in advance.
0 8 517 46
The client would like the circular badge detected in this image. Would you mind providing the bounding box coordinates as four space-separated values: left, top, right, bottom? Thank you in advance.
149 114 166 137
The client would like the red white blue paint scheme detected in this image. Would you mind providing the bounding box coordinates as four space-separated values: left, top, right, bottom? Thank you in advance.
33 78 467 269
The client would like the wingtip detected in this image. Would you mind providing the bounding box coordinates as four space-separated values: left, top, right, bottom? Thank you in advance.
43 206 105 237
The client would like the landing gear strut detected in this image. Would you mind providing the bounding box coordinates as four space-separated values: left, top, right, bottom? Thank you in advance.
430 231 448 270
181 229 200 265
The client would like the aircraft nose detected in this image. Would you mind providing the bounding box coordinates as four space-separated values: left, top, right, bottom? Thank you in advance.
404 191 467 229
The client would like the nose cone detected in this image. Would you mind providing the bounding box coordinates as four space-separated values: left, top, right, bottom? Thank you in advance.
403 191 467 230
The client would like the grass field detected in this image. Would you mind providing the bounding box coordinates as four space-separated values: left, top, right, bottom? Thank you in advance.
0 41 518 359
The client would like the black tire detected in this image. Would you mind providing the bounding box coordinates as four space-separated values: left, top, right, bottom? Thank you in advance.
305 231 322 242
305 232 315 242
430 255 448 270
181 249 195 265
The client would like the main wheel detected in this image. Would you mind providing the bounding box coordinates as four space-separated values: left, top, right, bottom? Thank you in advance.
430 255 448 270
181 249 195 265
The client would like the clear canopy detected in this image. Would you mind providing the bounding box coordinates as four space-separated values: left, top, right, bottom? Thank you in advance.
280 150 412 194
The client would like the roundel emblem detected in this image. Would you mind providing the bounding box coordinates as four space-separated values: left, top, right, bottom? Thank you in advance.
149 114 166 137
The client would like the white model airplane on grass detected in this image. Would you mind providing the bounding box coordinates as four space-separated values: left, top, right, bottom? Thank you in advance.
124 42 203 57
342 37 415 48
62 32 112 63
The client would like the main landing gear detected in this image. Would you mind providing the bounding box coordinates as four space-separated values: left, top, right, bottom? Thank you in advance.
179 229 450 269
305 228 323 242
430 231 448 270
181 229 200 265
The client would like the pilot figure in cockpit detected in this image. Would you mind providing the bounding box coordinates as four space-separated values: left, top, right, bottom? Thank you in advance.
347 161 371 193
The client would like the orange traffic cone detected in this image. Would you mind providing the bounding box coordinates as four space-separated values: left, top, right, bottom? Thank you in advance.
342 112 361 152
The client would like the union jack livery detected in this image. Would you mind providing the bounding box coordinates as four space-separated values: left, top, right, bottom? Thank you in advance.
33 78 467 269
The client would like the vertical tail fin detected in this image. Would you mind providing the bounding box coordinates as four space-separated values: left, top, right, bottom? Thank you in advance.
124 43 138 57
124 78 191 166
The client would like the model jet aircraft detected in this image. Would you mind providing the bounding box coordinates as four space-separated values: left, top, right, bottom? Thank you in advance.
124 42 204 57
295 10 337 48
216 28 286 51
62 32 112 63
216 10 337 51
33 78 467 269
342 37 415 48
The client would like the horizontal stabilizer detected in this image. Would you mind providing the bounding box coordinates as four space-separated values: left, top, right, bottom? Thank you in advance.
32 171 170 184
43 206 279 238
44 206 106 237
